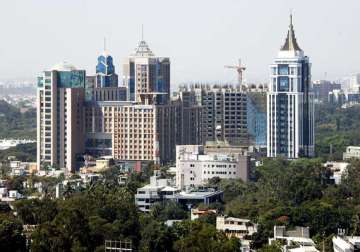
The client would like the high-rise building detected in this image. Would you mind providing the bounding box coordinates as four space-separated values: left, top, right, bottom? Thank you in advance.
179 84 248 146
247 91 267 146
123 40 170 105
267 15 315 158
84 95 202 164
312 80 341 103
95 49 118 88
37 62 85 172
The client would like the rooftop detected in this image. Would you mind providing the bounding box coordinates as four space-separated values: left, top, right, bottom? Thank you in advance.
51 61 77 71
132 40 155 57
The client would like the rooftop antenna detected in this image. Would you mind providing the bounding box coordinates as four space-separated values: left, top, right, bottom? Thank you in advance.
103 37 107 51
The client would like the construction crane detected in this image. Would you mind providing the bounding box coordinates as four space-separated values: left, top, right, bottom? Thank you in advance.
224 59 246 87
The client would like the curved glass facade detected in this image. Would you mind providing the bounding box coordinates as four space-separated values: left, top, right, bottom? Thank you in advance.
95 53 118 88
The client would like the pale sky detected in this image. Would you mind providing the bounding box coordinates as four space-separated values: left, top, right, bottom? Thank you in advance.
0 0 359 86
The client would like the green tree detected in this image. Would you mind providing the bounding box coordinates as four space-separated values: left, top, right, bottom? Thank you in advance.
0 214 26 252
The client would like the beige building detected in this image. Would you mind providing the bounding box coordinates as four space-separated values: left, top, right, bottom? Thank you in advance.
216 216 257 239
85 94 203 164
37 62 85 173
178 84 248 146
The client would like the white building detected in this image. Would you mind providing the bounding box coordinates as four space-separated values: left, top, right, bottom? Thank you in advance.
324 161 349 184
269 226 318 252
343 146 360 160
135 171 224 212
267 15 314 159
333 236 360 252
348 73 360 93
175 145 249 190
135 172 179 212
8 190 23 199
0 187 8 198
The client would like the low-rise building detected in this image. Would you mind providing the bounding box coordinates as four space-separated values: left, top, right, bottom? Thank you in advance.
216 216 257 252
8 190 23 199
10 161 38 176
135 173 179 212
175 188 223 209
176 145 249 190
344 146 360 160
135 172 223 212
324 161 349 184
333 236 360 252
216 216 257 239
269 226 318 252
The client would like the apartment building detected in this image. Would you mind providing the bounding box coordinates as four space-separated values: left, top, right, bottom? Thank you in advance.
37 62 85 173
179 84 248 146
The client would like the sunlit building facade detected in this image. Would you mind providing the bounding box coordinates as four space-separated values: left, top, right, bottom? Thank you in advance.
37 62 85 172
267 15 314 158
123 40 170 105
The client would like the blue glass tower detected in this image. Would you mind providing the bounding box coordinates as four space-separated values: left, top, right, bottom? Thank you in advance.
96 50 118 88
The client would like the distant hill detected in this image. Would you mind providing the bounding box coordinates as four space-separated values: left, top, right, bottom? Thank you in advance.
0 100 36 139
0 86 36 96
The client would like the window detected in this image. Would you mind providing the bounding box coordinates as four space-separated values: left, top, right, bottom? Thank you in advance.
278 64 289 75
278 77 289 92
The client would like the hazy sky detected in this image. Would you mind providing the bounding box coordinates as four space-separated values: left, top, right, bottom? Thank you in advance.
0 0 359 86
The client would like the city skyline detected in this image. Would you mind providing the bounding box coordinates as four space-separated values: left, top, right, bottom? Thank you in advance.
0 0 359 86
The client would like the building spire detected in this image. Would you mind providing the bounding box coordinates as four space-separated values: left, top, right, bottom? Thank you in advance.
280 13 302 51
104 37 107 51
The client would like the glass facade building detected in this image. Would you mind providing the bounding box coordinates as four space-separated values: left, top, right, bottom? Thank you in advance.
267 15 314 158
95 52 118 88
123 40 170 105
247 94 267 146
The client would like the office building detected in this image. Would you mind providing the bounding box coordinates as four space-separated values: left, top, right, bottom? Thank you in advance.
86 50 126 102
348 73 360 93
267 15 315 159
37 62 85 173
312 80 341 103
95 49 118 88
84 91 203 164
123 40 170 104
328 89 346 105
179 84 248 146
175 145 249 189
